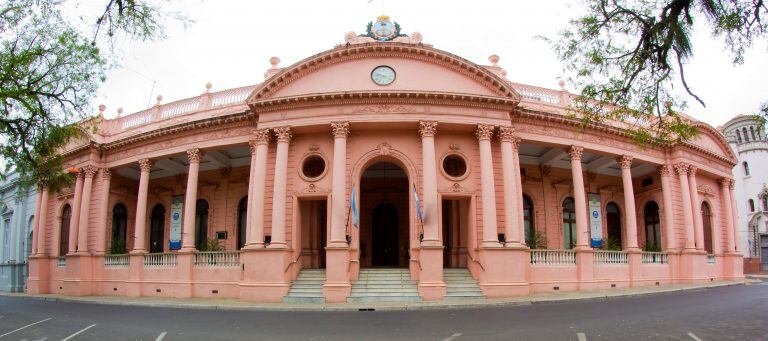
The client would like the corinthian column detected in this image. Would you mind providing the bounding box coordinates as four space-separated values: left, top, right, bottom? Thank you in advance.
719 178 735 254
246 129 270 248
674 163 696 250
498 126 521 246
619 155 639 250
36 188 49 256
95 168 112 254
31 187 43 255
728 181 740 252
68 171 85 254
181 149 202 252
659 166 676 250
269 127 291 248
569 146 590 249
133 159 152 253
329 122 350 247
76 165 97 254
477 124 500 247
419 121 440 245
688 166 704 250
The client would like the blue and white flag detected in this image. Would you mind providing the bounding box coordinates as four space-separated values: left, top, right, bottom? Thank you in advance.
413 184 424 224
351 185 359 229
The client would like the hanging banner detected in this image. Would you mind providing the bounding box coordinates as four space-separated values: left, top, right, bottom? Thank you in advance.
169 195 183 250
588 193 603 248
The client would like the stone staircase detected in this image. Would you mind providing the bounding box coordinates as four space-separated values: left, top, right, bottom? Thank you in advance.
444 268 485 300
347 268 422 303
283 268 325 303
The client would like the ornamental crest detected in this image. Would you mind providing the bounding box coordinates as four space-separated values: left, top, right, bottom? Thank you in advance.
361 15 407 41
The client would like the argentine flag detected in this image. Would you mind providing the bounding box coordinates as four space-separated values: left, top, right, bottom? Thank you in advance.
413 184 424 224
351 185 359 229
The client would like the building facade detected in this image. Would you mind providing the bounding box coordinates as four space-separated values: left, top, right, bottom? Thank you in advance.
0 172 38 292
27 18 744 302
721 115 768 273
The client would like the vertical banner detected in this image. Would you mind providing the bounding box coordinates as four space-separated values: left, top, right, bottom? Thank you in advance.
588 192 603 248
169 195 183 250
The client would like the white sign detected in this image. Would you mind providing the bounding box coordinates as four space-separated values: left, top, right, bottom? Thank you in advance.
169 195 183 250
588 193 603 247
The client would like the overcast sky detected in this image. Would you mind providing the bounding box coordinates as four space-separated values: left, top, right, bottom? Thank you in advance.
86 0 768 128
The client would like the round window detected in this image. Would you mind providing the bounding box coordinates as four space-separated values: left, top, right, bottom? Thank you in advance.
442 154 467 178
301 155 326 180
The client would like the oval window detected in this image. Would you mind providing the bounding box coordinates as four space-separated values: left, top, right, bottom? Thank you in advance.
442 154 467 178
302 155 326 179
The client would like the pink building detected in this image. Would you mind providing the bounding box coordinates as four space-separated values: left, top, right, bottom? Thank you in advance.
27 17 743 303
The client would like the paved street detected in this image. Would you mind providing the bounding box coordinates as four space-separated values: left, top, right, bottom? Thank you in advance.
0 283 767 340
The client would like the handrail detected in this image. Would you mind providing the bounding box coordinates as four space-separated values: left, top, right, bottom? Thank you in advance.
468 253 485 272
284 251 302 273
408 248 422 271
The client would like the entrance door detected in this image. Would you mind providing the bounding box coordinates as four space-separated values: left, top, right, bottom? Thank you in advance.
360 161 409 267
563 198 576 249
149 204 165 253
442 198 469 268
372 203 399 266
299 199 327 268
761 234 768 272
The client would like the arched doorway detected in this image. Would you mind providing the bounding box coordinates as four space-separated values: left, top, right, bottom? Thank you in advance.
111 204 127 254
149 204 165 253
563 198 576 249
701 201 713 254
60 204 72 256
237 197 247 250
360 161 409 267
644 201 661 250
606 202 622 248
195 199 209 250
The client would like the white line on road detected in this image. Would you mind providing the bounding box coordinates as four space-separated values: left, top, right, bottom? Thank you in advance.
441 333 462 341
155 332 168 341
0 317 52 338
577 332 588 341
687 332 703 341
61 324 96 341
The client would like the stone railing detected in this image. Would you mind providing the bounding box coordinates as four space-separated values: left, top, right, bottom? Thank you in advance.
530 250 577 266
707 254 716 264
143 253 178 268
194 251 240 267
104 254 130 268
510 83 566 105
57 256 66 268
593 250 628 265
642 252 669 264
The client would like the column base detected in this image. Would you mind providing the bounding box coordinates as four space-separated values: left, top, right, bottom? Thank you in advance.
26 255 50 294
323 246 351 303
476 247 530 298
239 248 291 302
576 249 596 291
417 245 445 301
63 254 94 296
126 253 144 297
480 241 502 248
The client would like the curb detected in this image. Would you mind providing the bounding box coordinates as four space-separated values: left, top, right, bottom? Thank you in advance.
0 281 744 312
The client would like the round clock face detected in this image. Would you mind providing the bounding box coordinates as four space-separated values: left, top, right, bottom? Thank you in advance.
371 65 396 85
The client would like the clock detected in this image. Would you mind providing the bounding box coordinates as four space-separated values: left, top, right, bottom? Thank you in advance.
371 65 396 85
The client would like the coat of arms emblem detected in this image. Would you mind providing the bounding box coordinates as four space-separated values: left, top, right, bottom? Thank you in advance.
361 15 406 41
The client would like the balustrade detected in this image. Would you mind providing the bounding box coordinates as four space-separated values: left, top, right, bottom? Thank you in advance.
194 251 240 267
593 250 628 265
530 250 577 266
143 253 178 268
641 252 669 264
104 255 130 268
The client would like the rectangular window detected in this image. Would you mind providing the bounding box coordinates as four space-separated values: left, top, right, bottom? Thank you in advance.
3 218 10 260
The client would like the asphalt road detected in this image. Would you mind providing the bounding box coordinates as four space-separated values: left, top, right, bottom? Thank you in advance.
1 283 767 341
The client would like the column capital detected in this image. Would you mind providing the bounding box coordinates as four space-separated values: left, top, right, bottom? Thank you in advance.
100 168 112 180
252 129 271 146
331 121 350 138
567 145 584 161
138 158 153 172
82 165 98 178
186 148 203 163
673 162 690 176
497 126 517 143
658 165 671 177
419 121 438 138
475 124 495 141
75 169 86 180
273 126 292 143
687 165 698 176
617 155 633 169
719 177 735 189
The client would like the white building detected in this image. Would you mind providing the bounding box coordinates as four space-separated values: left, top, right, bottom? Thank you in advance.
0 172 38 292
721 115 768 273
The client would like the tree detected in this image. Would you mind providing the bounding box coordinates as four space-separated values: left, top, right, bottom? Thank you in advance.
0 0 177 192
548 0 768 145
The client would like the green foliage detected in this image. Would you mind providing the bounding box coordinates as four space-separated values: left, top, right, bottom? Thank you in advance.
641 242 662 252
547 0 768 146
108 238 126 255
601 236 622 251
526 229 548 249
198 238 224 252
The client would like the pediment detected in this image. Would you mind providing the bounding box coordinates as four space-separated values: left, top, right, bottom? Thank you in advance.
691 123 738 163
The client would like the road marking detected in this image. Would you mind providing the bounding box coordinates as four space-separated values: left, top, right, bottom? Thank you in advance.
577 332 587 341
687 332 703 341
441 333 462 341
61 324 96 341
155 332 168 341
0 317 52 338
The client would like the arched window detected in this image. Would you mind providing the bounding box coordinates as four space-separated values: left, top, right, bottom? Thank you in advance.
26 217 34 257
749 199 755 212
523 195 535 244
111 204 128 254
563 197 577 249
606 202 622 248
736 130 743 143
743 162 750 176
701 202 713 254
762 197 768 212
195 199 209 250
750 126 756 140
644 202 661 250
149 204 165 253
743 127 750 142
59 204 72 256
237 196 248 250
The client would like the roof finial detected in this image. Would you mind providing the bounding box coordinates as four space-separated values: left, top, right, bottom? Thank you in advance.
98 104 106 116
156 95 163 106
269 57 280 69
117 107 123 117
205 82 212 93
489 54 500 67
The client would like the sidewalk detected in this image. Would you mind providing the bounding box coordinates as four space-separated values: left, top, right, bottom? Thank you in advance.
1 280 745 312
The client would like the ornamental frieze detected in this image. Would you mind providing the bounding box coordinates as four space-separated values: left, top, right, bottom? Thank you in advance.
350 104 412 114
